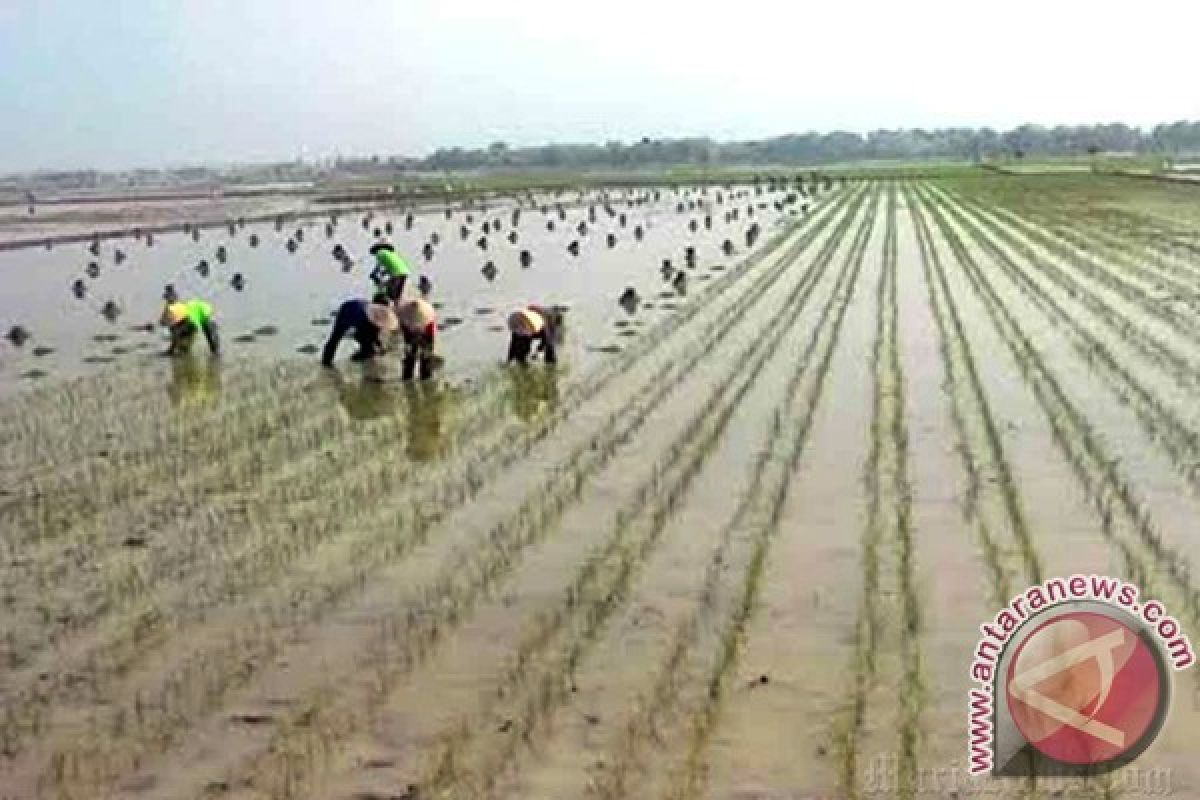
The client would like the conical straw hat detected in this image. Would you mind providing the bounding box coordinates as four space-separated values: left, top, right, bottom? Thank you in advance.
163 302 188 326
507 308 544 336
397 298 436 332
366 303 399 333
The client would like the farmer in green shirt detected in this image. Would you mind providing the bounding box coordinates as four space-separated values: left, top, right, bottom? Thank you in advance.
160 299 220 356
369 242 412 302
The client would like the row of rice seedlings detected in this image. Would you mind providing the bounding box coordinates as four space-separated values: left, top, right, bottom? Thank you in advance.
406 186 882 800
2 366 523 661
1093 212 1200 285
4 382 477 677
982 192 1200 291
593 188 879 800
1 361 335 538
936 186 1200 391
933 189 1200 497
2 183 816 705
0 357 312 483
2 175 835 501
916 188 1200 633
10 187 865 797
3 180 821 659
890 199 923 800
908 189 1044 591
968 193 1200 353
1025 206 1200 307
827 185 925 800
2 183 729 513
670 187 880 800
958 178 1200 295
220 186 875 800
0 377 158 467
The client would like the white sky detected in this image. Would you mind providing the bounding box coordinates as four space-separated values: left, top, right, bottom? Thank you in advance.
2 0 1198 170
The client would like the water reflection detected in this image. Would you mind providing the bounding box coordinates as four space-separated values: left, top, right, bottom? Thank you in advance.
331 371 401 421
402 382 454 462
167 356 222 410
508 365 560 423
329 370 455 463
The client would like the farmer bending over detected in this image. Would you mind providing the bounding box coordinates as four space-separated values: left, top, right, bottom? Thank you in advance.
507 304 563 365
161 299 220 356
396 297 438 381
369 242 412 302
321 296 398 367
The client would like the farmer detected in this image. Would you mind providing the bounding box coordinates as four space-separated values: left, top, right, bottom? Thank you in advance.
160 299 220 356
396 296 439 381
506 304 563 365
321 296 398 367
369 242 412 302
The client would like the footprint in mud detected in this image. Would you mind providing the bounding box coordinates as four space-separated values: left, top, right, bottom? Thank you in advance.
254 325 279 337
310 318 332 327
296 344 319 355
233 334 257 344
129 322 155 333
92 333 120 343
441 316 464 327
82 355 115 364
133 342 153 350
473 307 494 315
20 368 49 380
587 344 622 354
487 324 506 332
657 291 676 299
31 346 55 357
641 302 655 310
617 329 638 338
111 346 130 355
432 301 445 310
709 264 727 271
659 302 679 311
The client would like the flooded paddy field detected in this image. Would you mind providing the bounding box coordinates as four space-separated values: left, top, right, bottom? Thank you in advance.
2 175 1200 799
0 183 798 392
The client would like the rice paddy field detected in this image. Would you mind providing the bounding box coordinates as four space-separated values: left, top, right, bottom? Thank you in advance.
2 173 1200 799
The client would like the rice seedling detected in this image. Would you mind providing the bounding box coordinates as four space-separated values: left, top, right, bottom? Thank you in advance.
917 187 1199 627
235 189 872 800
0 182 858 798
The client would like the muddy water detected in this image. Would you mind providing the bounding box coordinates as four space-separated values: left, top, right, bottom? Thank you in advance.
322 222 840 800
82 190 843 800
700 194 878 798
12 177 1200 800
891 197 1007 792
0 186 794 396
928 194 1200 794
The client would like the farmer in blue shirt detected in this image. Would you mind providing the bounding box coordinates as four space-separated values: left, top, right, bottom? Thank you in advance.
321 296 398 367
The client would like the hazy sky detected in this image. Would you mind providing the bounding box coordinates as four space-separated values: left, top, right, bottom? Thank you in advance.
2 0 1199 171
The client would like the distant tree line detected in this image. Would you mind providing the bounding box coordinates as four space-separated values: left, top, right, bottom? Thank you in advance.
422 122 1200 170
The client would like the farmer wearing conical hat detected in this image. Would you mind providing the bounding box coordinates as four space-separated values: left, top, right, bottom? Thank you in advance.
160 299 220 356
395 297 439 381
369 242 412 302
506 304 563 366
321 296 399 367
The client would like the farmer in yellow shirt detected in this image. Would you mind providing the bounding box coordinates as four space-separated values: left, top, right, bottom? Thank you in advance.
160 299 220 356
